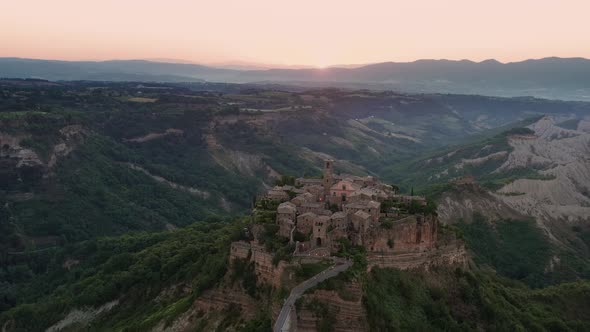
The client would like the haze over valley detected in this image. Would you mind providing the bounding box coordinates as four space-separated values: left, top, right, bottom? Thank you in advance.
1 1 590 331
2 56 590 101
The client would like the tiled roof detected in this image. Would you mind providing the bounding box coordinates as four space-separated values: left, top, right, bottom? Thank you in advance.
331 212 347 219
330 180 362 191
277 202 296 213
353 210 371 219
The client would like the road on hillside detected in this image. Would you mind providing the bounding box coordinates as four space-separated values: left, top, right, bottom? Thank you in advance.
273 258 353 332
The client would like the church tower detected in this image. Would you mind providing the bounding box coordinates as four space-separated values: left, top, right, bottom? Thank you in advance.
322 159 334 197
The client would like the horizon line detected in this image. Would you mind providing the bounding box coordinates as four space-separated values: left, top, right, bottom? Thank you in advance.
1 55 589 70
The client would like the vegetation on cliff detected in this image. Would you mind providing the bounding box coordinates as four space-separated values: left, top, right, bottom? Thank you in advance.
364 267 590 332
457 214 590 287
458 215 551 287
0 220 247 331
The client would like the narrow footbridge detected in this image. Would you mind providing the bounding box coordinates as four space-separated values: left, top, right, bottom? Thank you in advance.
273 258 353 332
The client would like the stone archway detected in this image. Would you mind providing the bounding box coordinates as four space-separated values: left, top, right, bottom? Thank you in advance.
316 237 322 247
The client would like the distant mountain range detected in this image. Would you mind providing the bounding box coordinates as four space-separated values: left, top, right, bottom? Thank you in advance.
2 57 590 100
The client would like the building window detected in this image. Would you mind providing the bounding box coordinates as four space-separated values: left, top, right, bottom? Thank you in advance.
342 185 346 190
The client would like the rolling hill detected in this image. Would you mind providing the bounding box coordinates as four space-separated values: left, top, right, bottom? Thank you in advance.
2 57 590 100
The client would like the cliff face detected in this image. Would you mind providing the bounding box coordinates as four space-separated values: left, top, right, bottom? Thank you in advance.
296 281 368 332
363 216 468 270
0 131 45 189
437 182 528 224
493 118 590 242
0 124 88 193
150 282 263 332
230 241 289 288
364 215 437 253
367 241 467 270
152 243 282 332
295 217 465 331
158 226 466 332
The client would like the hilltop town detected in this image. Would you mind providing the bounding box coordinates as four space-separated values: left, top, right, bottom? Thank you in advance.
233 160 465 271
267 160 434 256
226 160 466 331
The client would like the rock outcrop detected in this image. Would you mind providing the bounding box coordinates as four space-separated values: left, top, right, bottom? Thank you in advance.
124 128 184 143
367 240 467 270
437 182 528 224
297 281 368 332
0 125 88 191
230 241 288 288
364 215 437 252
494 117 590 242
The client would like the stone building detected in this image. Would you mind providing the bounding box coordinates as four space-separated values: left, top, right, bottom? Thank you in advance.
322 160 335 196
296 177 322 187
291 192 314 206
296 212 316 234
276 202 296 237
312 216 330 248
349 187 389 202
351 210 371 233
304 185 324 202
328 180 362 206
343 200 380 222
297 202 325 215
330 211 348 230
267 186 290 201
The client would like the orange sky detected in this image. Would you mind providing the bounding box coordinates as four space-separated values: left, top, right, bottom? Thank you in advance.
1 0 589 67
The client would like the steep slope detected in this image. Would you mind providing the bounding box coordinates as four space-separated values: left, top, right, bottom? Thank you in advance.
493 117 590 237
0 221 247 332
437 182 527 224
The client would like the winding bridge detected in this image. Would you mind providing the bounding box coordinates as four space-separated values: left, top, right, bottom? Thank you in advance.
273 258 353 332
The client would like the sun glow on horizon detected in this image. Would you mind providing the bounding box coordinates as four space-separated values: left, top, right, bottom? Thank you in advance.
1 0 589 65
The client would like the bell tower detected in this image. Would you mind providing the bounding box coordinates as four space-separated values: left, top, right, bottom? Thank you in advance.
323 159 334 196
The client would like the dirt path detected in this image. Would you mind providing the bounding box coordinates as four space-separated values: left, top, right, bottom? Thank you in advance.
124 163 210 199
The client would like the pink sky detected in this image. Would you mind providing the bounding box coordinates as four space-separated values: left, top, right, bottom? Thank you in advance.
1 0 589 67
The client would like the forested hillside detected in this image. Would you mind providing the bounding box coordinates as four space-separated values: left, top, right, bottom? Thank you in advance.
1 221 248 331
